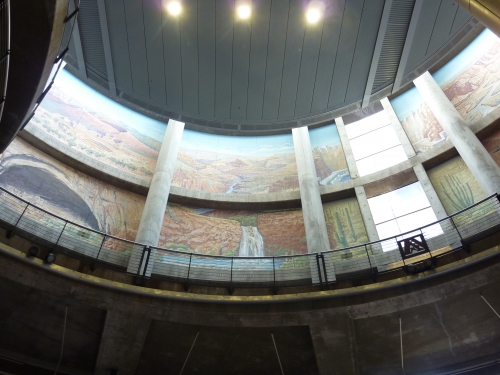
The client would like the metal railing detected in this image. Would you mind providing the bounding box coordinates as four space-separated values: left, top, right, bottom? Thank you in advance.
0 186 499 292
0 0 10 122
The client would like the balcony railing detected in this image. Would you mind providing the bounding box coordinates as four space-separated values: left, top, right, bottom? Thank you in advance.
0 185 499 292
0 0 10 122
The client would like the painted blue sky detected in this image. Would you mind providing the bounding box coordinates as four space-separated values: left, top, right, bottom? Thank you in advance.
390 87 424 122
180 129 295 156
46 69 167 142
433 29 499 87
309 123 341 148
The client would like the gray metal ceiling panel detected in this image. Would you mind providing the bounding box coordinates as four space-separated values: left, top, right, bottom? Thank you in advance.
262 1 289 120
123 0 150 100
450 5 473 35
179 0 199 115
162 10 183 111
311 0 345 113
246 0 272 121
78 0 108 79
346 0 385 102
198 0 216 118
215 0 234 119
294 10 324 117
231 13 252 119
104 0 133 92
328 0 364 108
278 0 306 118
142 0 167 106
426 1 462 57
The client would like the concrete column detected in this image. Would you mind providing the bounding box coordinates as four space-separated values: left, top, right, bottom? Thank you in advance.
335 117 359 179
455 0 500 39
380 98 416 159
127 119 184 275
95 310 151 375
414 71 500 196
354 186 379 243
292 126 334 282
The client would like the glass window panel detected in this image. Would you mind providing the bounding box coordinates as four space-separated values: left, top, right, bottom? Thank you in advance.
396 207 440 234
390 182 432 218
368 194 395 224
345 110 391 139
376 219 401 240
356 145 408 176
350 125 400 161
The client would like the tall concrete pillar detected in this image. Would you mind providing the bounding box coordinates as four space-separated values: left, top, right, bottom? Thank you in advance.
414 72 500 196
127 119 184 275
292 126 330 253
292 126 334 282
335 117 359 179
455 0 500 39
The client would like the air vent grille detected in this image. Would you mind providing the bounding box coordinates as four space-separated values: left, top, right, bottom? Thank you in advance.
371 0 415 93
78 0 107 80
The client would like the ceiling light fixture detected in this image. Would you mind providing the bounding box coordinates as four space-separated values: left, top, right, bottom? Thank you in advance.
166 1 182 16
306 7 321 24
237 4 251 19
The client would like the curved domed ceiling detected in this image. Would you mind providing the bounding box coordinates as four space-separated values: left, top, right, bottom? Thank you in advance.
63 0 475 133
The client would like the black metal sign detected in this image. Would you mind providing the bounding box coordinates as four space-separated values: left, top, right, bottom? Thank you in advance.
397 234 430 260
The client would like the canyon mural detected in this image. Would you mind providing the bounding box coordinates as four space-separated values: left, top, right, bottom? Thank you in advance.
172 130 299 195
159 205 307 257
427 156 485 216
391 87 444 154
391 30 500 154
435 29 500 124
25 69 166 181
0 138 145 241
323 198 368 250
308 124 350 186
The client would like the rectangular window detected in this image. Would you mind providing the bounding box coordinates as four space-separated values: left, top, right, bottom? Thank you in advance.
345 108 408 176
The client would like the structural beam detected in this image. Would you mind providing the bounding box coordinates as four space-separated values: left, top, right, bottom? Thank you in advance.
97 0 117 96
69 0 87 79
392 0 424 93
361 0 393 108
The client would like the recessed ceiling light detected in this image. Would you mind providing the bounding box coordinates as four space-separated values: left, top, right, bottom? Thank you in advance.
306 7 321 24
167 1 182 16
237 4 251 19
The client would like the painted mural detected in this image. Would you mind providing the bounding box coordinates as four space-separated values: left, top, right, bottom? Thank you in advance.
309 124 350 186
0 138 145 240
159 204 307 257
427 156 485 215
482 127 500 168
391 87 445 154
26 69 166 180
172 130 299 195
323 198 368 250
434 29 500 124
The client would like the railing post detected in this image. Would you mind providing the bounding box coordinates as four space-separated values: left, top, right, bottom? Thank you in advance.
320 253 329 285
185 253 192 291
315 253 323 288
365 244 377 282
53 221 68 250
7 203 29 238
90 235 107 271
135 245 149 285
273 257 277 295
228 257 234 295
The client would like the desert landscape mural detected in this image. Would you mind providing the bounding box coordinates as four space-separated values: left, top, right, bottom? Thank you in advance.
435 29 500 124
427 156 485 215
391 30 500 154
323 198 368 250
309 124 350 186
26 69 166 180
159 205 307 257
0 138 145 240
172 130 299 195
